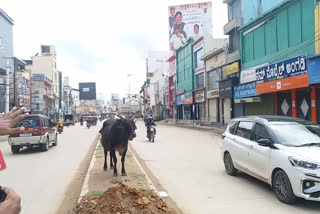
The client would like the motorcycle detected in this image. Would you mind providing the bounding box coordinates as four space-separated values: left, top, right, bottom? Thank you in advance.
87 122 91 129
58 126 63 134
80 121 83 126
147 126 156 142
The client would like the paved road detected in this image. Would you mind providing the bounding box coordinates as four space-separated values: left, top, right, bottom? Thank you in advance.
0 122 100 214
132 122 320 214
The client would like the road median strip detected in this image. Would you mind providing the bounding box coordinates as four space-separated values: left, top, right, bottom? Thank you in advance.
73 136 177 213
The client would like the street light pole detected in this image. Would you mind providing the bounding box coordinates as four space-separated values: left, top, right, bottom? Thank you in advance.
5 58 10 113
127 74 133 115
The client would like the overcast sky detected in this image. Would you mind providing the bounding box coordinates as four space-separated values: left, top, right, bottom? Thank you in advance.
1 0 227 100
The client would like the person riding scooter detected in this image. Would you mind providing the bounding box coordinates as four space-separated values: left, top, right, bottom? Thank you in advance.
56 120 63 133
145 116 156 137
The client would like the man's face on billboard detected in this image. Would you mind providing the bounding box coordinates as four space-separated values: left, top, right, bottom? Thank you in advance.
194 26 199 35
170 8 175 16
176 14 182 24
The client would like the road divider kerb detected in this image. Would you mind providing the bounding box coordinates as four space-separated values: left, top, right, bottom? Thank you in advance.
78 135 100 203
128 145 158 193
77 136 166 204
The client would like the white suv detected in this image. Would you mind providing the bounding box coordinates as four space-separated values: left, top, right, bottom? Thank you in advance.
221 116 320 204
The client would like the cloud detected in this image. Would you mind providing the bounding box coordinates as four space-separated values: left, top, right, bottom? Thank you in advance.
1 0 228 100
55 40 105 74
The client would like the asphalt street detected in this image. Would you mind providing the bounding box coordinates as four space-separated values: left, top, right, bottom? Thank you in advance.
131 121 320 214
0 122 100 214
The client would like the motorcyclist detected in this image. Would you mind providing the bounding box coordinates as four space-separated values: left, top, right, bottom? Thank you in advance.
80 117 84 125
145 116 156 137
56 120 63 130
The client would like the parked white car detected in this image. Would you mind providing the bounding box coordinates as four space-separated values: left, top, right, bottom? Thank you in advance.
221 116 320 204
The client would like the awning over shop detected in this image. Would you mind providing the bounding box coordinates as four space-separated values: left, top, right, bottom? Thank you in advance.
234 96 261 103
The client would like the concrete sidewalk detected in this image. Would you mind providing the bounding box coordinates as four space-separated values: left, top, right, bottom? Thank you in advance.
157 119 227 134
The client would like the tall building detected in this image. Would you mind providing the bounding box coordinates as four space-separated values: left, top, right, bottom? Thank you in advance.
0 8 14 113
9 58 31 111
176 38 194 120
31 45 60 120
234 0 318 122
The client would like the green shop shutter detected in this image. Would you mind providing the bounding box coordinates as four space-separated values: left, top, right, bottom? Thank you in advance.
288 2 302 47
265 17 277 55
277 9 289 51
253 26 266 60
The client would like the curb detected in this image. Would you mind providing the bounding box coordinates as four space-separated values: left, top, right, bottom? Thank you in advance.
128 144 157 192
160 122 226 134
78 136 100 203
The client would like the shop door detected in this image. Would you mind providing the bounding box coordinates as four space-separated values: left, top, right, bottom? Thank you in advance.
233 103 244 118
296 90 311 120
316 89 320 123
277 92 292 116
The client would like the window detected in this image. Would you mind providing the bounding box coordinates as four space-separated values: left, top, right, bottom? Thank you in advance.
195 72 204 89
270 123 320 147
228 120 238 135
194 48 204 69
254 124 271 142
236 121 254 139
208 69 221 90
16 116 41 128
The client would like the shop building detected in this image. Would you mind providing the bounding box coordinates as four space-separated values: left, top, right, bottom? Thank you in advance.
203 47 226 122
9 58 31 111
167 54 176 119
192 37 206 120
0 9 14 113
238 0 316 121
31 74 55 118
307 54 320 123
176 38 194 120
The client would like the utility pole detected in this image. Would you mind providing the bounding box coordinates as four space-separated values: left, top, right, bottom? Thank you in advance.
128 74 132 115
4 57 11 113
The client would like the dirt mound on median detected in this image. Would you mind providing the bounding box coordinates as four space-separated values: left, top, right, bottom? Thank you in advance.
73 183 176 214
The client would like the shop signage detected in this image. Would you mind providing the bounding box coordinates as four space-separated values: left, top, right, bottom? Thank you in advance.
207 89 219 99
194 89 205 103
240 64 268 84
219 79 233 98
226 62 239 76
256 74 309 94
176 89 185 95
176 94 184 106
184 97 193 104
234 96 261 103
307 55 320 84
256 56 307 83
32 74 45 81
194 66 205 75
184 91 193 104
234 82 258 99
169 60 176 77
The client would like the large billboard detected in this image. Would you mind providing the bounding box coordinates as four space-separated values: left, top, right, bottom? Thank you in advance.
79 82 96 100
168 2 212 50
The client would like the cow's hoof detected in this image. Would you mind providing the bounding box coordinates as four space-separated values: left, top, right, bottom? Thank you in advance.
110 166 114 169
103 167 107 171
113 172 118 177
122 172 127 176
